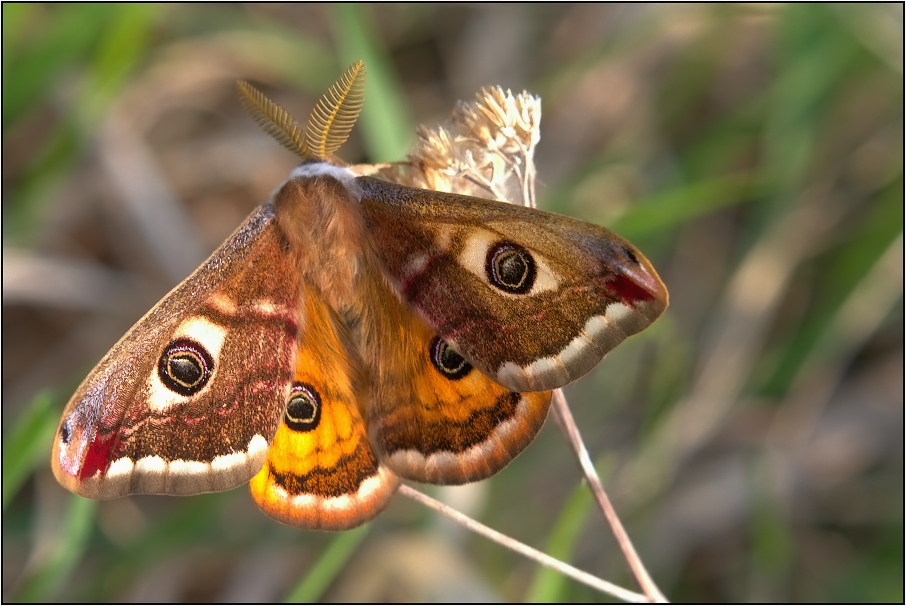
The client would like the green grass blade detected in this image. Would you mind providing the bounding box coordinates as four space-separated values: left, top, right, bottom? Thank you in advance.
524 483 594 602
609 173 760 239
15 495 97 602
283 524 372 602
3 391 59 509
329 4 413 162
81 4 162 122
762 177 904 394
1 4 109 127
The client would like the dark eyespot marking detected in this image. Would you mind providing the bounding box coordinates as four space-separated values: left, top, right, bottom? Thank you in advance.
157 338 213 396
430 336 472 380
485 241 536 294
60 419 71 444
619 245 639 265
285 382 321 432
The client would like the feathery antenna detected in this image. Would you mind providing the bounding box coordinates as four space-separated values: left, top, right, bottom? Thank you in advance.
236 61 366 161
236 80 310 158
305 61 366 159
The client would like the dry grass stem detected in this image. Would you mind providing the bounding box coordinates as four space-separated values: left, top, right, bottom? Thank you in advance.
398 484 653 603
551 390 669 603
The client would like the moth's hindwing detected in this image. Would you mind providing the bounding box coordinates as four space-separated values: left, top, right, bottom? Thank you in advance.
250 286 399 531
357 177 669 392
365 280 553 484
52 205 300 498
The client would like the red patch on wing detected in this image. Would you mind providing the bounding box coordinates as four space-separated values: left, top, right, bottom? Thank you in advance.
78 432 118 480
608 272 657 304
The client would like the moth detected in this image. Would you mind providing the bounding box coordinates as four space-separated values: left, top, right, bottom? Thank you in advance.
52 62 668 530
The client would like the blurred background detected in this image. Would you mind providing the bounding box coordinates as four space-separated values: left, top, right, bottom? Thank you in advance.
2 4 902 602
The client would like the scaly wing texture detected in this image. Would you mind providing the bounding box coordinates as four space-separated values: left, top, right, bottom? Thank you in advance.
357 176 668 392
350 265 553 485
52 206 299 498
250 286 399 530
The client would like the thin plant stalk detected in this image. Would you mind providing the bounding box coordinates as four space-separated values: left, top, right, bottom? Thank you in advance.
399 484 653 603
551 389 668 603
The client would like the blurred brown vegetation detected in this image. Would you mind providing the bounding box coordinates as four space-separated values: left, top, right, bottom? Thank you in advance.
3 4 902 602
